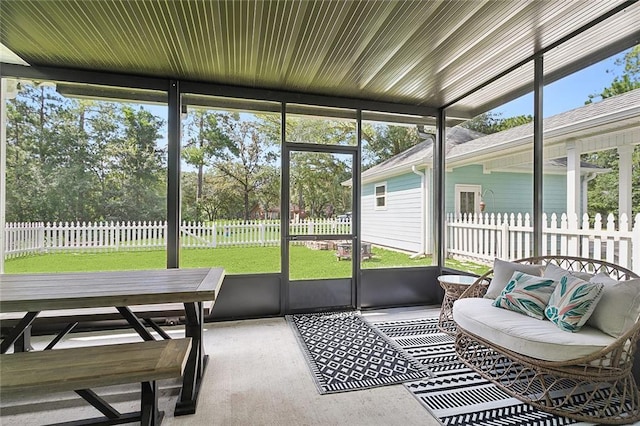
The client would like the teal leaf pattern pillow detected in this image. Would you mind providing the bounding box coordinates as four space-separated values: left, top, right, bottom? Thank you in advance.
492 272 556 320
545 277 604 332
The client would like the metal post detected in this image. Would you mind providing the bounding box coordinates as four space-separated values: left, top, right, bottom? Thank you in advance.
167 80 181 268
0 78 8 273
280 103 288 314
533 56 544 257
434 108 446 268
354 109 362 309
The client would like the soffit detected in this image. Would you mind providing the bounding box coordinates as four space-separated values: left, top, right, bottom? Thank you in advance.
0 0 638 118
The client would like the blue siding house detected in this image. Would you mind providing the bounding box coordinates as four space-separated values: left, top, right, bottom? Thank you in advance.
358 89 640 254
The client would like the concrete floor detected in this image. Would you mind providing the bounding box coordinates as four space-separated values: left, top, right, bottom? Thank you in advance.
1 306 442 426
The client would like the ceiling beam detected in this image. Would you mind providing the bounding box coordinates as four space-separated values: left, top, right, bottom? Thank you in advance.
0 62 444 118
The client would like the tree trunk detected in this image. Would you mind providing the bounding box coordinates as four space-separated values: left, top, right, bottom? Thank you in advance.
38 87 45 163
244 185 250 221
197 114 204 201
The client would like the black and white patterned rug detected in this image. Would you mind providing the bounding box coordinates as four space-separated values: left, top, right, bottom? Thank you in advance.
372 317 593 426
286 311 433 394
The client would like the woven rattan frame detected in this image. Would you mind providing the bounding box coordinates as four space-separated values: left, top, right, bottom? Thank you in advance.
455 256 640 425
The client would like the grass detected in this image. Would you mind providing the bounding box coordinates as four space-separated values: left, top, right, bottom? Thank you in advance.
4 246 490 279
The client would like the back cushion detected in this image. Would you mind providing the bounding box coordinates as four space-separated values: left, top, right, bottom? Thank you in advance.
543 262 593 282
484 258 545 299
587 275 640 338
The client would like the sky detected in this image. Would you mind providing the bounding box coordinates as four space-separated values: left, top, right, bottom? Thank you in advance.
492 49 627 119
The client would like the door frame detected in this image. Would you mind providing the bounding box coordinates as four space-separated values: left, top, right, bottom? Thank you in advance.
281 139 360 314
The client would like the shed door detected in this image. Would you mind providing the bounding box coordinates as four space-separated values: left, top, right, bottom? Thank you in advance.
455 184 481 215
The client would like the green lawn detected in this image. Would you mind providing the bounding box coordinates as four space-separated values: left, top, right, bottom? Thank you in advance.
4 246 489 278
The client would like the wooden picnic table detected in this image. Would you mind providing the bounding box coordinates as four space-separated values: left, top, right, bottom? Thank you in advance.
0 267 225 416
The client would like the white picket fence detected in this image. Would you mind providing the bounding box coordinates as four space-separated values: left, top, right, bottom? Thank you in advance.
5 214 640 272
446 212 640 272
3 219 352 259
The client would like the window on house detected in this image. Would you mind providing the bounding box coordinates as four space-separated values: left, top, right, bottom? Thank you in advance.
375 183 387 209
460 192 475 214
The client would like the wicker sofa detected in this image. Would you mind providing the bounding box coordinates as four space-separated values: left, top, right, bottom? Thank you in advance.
452 255 640 425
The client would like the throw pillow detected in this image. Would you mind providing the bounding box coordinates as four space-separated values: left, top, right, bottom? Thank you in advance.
587 276 640 338
543 262 593 282
492 271 556 320
484 258 545 299
544 276 604 332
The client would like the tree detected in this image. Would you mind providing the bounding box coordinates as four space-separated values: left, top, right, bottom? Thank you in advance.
181 171 240 221
362 124 420 167
213 117 277 220
585 45 640 218
5 85 172 223
5 84 85 221
460 112 532 134
290 151 351 218
253 165 281 219
84 101 121 220
5 85 45 222
182 111 235 220
284 116 356 145
587 45 640 103
101 105 166 221
45 100 97 221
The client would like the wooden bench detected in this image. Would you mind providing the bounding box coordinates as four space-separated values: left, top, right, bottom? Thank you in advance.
0 338 192 425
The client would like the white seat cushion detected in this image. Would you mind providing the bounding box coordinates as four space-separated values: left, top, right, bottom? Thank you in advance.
453 298 616 362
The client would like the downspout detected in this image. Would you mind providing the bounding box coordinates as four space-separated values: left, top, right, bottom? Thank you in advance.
411 165 426 258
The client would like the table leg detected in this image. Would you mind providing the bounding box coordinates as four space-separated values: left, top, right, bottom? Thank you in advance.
438 292 457 334
117 306 156 341
44 322 79 350
175 301 208 416
140 381 163 426
15 326 34 352
144 318 172 340
1 311 40 354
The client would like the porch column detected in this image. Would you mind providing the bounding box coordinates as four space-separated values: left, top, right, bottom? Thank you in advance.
533 56 543 257
566 140 581 222
434 108 446 267
566 141 581 255
618 145 633 222
167 80 181 269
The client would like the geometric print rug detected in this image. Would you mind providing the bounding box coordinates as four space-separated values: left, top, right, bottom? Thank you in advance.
286 311 433 394
372 317 594 426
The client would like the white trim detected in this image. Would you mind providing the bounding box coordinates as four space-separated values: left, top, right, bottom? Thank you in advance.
618 145 633 221
566 141 581 223
411 166 426 256
450 109 640 165
0 43 29 66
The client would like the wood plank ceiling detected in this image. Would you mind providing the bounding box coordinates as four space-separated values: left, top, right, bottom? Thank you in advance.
0 0 639 119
